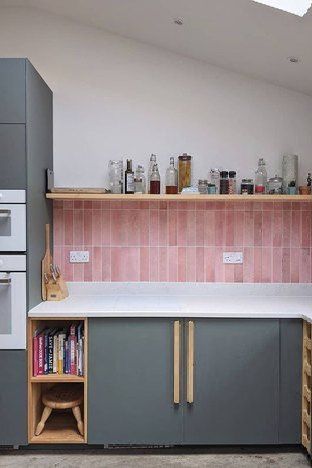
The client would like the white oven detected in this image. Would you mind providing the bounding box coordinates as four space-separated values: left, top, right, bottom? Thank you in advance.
0 255 26 349
0 190 26 252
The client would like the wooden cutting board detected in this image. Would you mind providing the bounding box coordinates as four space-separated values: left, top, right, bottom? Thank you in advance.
41 224 52 301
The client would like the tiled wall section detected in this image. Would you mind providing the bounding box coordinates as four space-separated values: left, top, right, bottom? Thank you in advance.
53 200 312 283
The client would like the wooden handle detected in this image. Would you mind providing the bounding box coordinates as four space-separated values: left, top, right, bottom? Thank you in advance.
45 224 50 253
187 321 194 404
173 321 180 405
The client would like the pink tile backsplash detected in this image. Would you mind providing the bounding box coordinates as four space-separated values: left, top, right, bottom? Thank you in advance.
54 200 312 283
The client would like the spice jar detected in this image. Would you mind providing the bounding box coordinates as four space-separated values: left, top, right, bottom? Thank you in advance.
210 169 220 194
178 153 192 192
220 171 229 195
241 178 254 195
198 180 208 194
268 175 283 194
228 171 237 195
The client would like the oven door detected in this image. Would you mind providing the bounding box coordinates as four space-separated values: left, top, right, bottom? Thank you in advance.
0 203 26 251
0 271 26 349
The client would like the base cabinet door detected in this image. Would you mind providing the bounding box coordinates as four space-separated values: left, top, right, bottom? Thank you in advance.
183 319 279 444
88 318 183 445
0 351 27 445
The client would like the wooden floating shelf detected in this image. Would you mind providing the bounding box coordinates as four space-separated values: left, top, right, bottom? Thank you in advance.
30 375 85 384
46 193 312 202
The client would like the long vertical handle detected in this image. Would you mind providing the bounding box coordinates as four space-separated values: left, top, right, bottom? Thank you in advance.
187 320 195 404
45 224 51 254
173 321 180 404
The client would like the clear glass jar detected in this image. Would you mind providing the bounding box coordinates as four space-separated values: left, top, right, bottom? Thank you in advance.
148 154 157 193
268 175 283 194
178 153 192 192
198 179 208 194
282 155 298 194
135 165 146 194
108 160 123 194
150 163 161 194
241 178 254 195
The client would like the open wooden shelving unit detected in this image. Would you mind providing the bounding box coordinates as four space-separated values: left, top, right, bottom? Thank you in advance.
302 320 312 455
47 193 312 202
28 317 88 444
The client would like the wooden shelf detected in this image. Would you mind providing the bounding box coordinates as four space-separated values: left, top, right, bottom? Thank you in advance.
46 193 312 202
31 375 85 383
29 411 85 444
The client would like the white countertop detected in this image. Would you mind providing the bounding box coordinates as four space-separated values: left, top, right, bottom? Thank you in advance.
28 283 312 323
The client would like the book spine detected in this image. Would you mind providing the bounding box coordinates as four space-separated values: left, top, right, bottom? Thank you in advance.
38 335 44 375
48 334 54 374
44 332 49 375
33 335 39 377
53 334 58 373
70 335 77 375
58 335 63 374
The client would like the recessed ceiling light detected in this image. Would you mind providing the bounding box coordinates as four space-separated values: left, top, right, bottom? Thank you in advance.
253 0 311 16
288 56 301 63
173 18 183 26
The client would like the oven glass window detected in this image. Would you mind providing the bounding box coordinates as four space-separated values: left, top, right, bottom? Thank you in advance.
0 213 11 236
0 281 12 334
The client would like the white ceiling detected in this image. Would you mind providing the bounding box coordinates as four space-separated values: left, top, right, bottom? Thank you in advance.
1 0 312 95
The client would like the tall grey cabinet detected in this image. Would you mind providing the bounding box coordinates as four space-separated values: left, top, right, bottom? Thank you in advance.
0 58 53 446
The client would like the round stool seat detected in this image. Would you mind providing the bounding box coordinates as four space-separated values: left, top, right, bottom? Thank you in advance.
42 384 83 410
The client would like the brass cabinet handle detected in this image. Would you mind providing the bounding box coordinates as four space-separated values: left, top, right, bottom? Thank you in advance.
173 321 180 404
187 320 195 404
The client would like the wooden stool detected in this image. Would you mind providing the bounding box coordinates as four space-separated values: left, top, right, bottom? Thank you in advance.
35 384 84 436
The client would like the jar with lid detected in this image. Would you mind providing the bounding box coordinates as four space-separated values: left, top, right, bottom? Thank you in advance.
210 169 220 194
108 160 123 194
198 179 208 194
268 175 283 194
150 163 161 194
241 178 254 195
134 165 146 194
255 158 267 194
178 153 192 192
228 171 237 195
220 171 229 195
165 157 178 194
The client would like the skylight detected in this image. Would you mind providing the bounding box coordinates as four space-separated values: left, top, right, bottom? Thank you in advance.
253 0 311 16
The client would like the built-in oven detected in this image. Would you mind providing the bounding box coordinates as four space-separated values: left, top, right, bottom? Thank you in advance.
0 190 26 252
0 255 26 349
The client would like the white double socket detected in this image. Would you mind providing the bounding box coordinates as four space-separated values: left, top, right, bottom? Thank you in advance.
70 251 90 263
223 252 243 264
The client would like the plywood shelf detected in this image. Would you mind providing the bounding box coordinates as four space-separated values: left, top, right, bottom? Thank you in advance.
46 192 312 202
29 412 85 444
31 375 85 383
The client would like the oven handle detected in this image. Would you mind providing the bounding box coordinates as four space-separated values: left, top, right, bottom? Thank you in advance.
0 276 11 285
0 209 11 218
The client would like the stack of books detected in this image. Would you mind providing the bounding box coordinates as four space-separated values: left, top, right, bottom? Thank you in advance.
33 323 84 377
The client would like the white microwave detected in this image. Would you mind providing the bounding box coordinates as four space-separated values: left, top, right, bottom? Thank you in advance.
0 190 26 252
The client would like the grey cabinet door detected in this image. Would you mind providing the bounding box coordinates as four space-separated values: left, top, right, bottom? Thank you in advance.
0 125 26 189
88 318 183 445
0 351 27 445
0 59 26 123
184 319 279 444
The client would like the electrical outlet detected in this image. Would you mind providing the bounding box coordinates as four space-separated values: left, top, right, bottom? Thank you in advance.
70 251 90 263
223 252 243 264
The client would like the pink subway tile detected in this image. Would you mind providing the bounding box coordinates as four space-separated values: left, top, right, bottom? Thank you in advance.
225 211 234 247
225 264 235 283
92 210 102 246
126 210 140 246
282 248 291 283
282 211 291 247
64 209 73 246
53 200 63 209
178 247 186 282
83 209 93 246
111 210 127 246
140 247 150 281
53 208 64 246
74 200 83 209
273 248 282 283
177 211 187 246
73 262 84 282
299 248 311 283
53 246 64 275
254 247 262 283
64 247 74 282
195 211 204 246
234 264 243 283
214 211 225 247
204 211 215 246
254 211 263 247
196 247 205 282
290 248 300 283
83 201 92 209
102 247 111 281
83 249 93 282
92 247 102 281
111 247 140 282
149 210 159 247
186 211 196 246
204 247 215 282
214 247 224 282
291 211 300 247
92 201 101 210
101 210 110 246
186 247 196 282
158 247 167 282
243 247 254 283
168 210 177 246
151 247 160 281
139 209 150 246
73 209 84 245
63 201 73 210
262 211 272 247
301 211 311 248
159 209 168 246
261 247 272 283
272 211 282 247
234 211 244 247
168 247 178 282
244 211 254 246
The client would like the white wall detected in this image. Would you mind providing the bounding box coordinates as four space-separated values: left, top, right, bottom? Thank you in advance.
0 6 312 188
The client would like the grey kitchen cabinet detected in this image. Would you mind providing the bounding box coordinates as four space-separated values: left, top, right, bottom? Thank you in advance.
88 317 301 446
183 319 280 444
0 125 26 189
0 351 27 446
0 59 26 123
88 318 183 445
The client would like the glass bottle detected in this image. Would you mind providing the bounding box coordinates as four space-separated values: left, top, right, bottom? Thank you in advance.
150 163 161 194
210 169 220 195
148 154 157 193
165 157 178 194
108 160 123 194
125 159 134 194
178 153 192 192
255 158 267 194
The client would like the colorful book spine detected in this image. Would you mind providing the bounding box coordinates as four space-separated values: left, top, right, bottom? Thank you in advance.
33 330 40 377
38 332 45 375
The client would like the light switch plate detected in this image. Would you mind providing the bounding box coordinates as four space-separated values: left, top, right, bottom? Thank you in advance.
223 252 243 264
70 251 90 263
